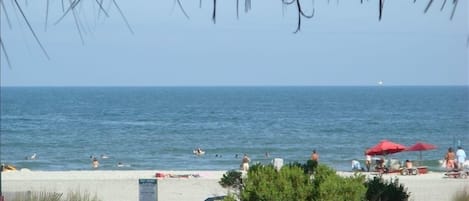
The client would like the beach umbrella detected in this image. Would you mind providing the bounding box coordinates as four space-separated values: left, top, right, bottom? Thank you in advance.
366 140 407 156
406 141 437 162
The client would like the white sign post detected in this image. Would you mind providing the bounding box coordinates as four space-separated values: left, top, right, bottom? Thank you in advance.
139 179 157 201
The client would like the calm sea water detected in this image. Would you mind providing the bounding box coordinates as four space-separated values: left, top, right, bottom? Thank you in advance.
1 86 468 171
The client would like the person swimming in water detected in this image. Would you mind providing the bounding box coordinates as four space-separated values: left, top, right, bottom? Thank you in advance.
92 157 99 169
193 147 205 155
25 153 37 160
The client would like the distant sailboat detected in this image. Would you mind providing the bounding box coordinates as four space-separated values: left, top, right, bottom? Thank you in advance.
378 80 384 86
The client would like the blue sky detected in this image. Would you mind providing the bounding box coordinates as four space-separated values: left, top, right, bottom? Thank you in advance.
1 0 467 86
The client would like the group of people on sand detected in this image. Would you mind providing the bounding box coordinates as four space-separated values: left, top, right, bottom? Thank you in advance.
444 146 466 170
350 151 373 172
351 152 373 172
238 150 319 172
356 146 467 173
238 150 318 172
356 151 413 173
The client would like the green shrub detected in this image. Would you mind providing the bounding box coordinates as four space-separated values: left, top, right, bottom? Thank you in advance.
311 164 337 190
247 163 263 173
219 170 243 190
452 187 469 201
365 176 410 201
317 173 366 201
305 160 318 174
222 194 238 201
287 160 317 174
240 165 313 201
221 162 414 201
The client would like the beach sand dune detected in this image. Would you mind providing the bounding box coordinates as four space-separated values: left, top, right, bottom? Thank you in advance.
3 170 468 201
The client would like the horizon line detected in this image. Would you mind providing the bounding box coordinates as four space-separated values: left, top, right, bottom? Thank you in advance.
1 84 468 88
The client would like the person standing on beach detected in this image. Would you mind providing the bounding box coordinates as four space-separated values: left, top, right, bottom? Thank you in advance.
365 151 372 172
311 150 319 162
241 154 250 171
351 160 361 171
445 147 455 169
456 146 466 169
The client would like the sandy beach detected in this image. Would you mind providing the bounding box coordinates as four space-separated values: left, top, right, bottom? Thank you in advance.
339 171 469 201
2 170 227 201
2 170 468 201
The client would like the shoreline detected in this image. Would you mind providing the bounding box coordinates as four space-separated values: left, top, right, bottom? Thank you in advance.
2 170 468 201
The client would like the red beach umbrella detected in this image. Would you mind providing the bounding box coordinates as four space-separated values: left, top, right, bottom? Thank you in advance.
406 142 436 152
406 142 437 162
366 140 407 156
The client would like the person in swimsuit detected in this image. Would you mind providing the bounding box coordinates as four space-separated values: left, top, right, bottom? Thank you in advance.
311 150 319 162
445 147 455 170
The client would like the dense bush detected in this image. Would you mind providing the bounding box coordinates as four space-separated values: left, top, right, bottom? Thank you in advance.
219 170 243 189
220 161 411 201
317 173 366 201
311 165 366 201
305 160 318 174
311 164 337 190
240 164 312 201
222 194 238 201
236 163 366 201
365 176 410 201
287 160 317 174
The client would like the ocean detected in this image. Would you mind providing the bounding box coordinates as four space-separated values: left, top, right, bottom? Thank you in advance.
1 86 468 171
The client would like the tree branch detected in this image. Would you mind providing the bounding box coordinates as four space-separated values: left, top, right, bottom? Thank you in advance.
424 0 434 13
13 0 50 60
112 0 134 34
1 0 13 29
379 0 384 21
0 38 12 68
176 0 190 20
212 0 216 24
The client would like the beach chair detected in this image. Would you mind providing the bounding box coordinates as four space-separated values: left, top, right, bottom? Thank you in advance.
444 167 469 179
400 160 418 175
401 167 418 175
373 166 386 174
388 158 402 173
